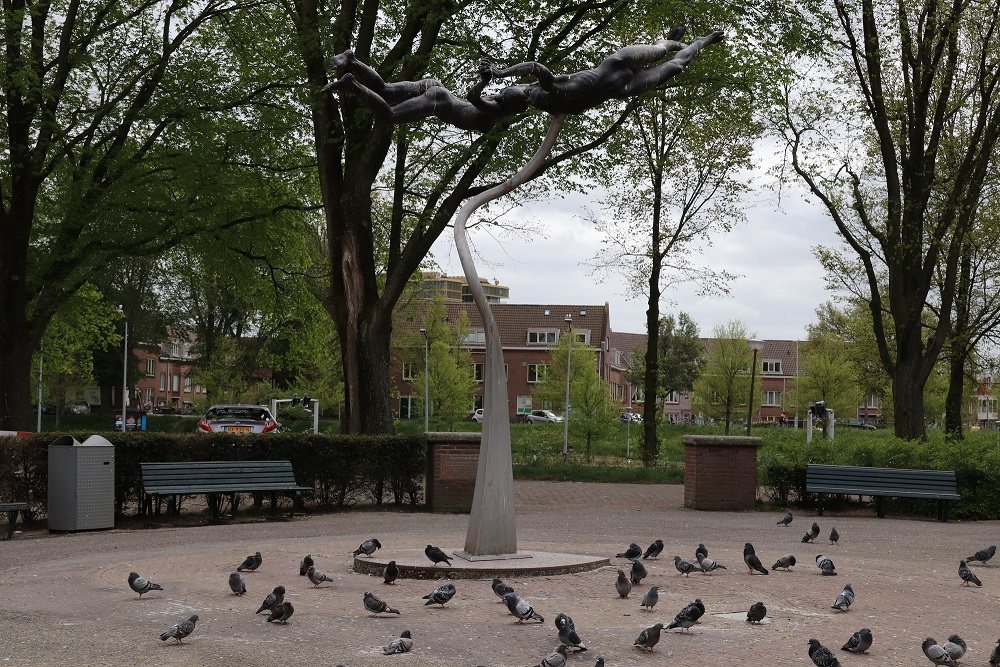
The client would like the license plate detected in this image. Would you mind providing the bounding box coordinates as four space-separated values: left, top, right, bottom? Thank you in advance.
227 426 252 433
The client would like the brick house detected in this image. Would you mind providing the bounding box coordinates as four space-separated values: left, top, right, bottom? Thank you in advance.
131 334 207 411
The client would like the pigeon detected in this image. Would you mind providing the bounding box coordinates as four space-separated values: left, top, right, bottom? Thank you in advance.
630 558 647 584
942 634 966 663
555 613 586 652
831 583 854 611
615 569 632 598
159 614 198 643
772 554 797 571
673 555 697 576
642 539 664 559
830 527 839 545
492 577 514 601
593 658 605 667
695 543 708 559
363 591 401 615
968 545 997 565
353 538 382 557
425 544 451 566
958 560 982 586
422 582 456 606
306 565 334 587
503 591 544 623
777 511 793 526
808 638 842 667
127 572 162 598
990 639 1000 666
299 554 314 576
255 585 285 614
633 623 664 652
816 554 837 576
537 645 568 667
265 601 294 624
802 522 820 543
923 637 957 665
696 552 726 574
617 543 642 560
383 630 413 654
667 599 704 632
228 572 246 596
743 543 769 575
383 560 399 585
746 601 767 624
842 627 873 654
237 551 262 572
640 585 659 611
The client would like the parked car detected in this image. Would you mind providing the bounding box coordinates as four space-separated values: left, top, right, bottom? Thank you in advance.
471 408 484 423
197 404 280 433
63 401 91 415
620 411 642 423
525 409 563 424
840 418 876 430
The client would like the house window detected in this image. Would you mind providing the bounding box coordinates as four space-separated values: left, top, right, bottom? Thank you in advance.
474 363 484 382
762 390 781 406
399 396 412 419
527 330 558 344
172 375 180 392
665 391 679 404
463 331 486 346
145 358 155 376
402 362 415 381
159 373 166 391
866 393 880 409
630 386 645 403
571 330 590 345
527 364 549 383
144 388 153 405
183 376 192 393
762 360 781 374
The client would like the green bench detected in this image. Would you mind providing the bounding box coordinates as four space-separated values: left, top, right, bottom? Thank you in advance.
0 502 29 539
806 463 960 522
140 460 310 519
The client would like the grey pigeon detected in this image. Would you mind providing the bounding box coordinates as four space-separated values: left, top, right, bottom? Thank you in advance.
265 601 294 624
830 527 839 545
363 591 401 615
743 543 769 575
306 565 333 587
617 543 642 560
968 545 997 564
772 554 796 570
808 638 842 667
958 560 982 586
383 630 414 654
831 583 854 611
237 551 262 572
425 544 451 566
383 560 399 585
642 539 664 559
673 555 697 576
777 511 793 526
696 552 726 574
746 601 766 624
942 634 966 663
228 572 246 596
990 639 1000 666
537 645 568 667
555 613 586 652
633 623 664 652
492 577 514 600
422 582 456 606
299 554 314 576
128 571 162 598
695 543 708 559
255 585 285 614
802 522 820 543
353 537 382 557
615 569 632 598
842 627 873 654
159 614 198 643
640 585 658 611
923 637 957 665
593 658 605 667
503 591 543 623
816 554 837 576
630 558 647 584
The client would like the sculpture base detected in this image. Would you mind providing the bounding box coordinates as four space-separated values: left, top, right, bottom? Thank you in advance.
352 549 608 580
452 550 532 562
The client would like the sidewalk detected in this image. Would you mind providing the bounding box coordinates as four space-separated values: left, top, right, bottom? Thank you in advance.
0 481 996 666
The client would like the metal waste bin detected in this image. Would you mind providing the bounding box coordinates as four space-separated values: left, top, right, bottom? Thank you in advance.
47 434 115 531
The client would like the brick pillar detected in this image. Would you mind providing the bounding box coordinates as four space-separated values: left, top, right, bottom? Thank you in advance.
425 432 481 513
682 435 761 511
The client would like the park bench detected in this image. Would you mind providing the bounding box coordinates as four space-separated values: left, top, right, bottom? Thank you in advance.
0 502 29 539
140 460 310 520
806 463 960 522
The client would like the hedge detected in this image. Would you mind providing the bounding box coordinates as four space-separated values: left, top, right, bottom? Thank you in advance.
0 432 425 520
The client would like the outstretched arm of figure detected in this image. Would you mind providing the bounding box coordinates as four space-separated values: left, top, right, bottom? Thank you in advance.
629 30 724 93
326 49 442 104
488 61 557 90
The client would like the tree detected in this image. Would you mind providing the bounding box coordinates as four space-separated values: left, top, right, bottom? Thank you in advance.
797 328 860 418
410 303 476 431
693 321 753 435
780 0 1000 439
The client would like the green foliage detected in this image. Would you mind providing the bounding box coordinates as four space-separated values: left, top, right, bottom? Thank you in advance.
692 321 754 435
797 328 859 417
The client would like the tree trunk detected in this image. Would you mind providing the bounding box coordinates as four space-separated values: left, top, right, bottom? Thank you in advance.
892 351 927 440
944 351 966 439
0 220 36 431
641 179 663 467
945 247 973 439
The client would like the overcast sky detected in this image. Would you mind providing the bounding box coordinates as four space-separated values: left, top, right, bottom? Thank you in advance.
429 175 844 342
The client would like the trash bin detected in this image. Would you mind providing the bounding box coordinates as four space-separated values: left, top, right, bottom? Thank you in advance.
47 434 115 531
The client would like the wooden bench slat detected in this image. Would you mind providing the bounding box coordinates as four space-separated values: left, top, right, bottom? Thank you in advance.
805 463 960 521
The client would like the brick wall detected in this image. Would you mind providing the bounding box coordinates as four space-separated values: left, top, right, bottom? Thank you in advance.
682 435 761 511
425 432 481 512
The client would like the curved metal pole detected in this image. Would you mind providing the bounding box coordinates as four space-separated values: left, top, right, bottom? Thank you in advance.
455 115 566 556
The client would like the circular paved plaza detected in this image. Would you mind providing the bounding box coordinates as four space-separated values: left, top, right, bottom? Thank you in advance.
0 482 997 666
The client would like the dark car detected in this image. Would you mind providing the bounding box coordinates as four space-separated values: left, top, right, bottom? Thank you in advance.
197 404 280 433
840 418 876 430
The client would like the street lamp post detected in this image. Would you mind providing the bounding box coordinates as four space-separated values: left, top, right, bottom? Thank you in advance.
746 340 764 436
121 311 129 430
419 328 429 432
36 346 43 432
562 314 573 459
